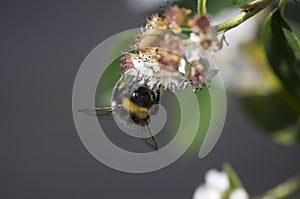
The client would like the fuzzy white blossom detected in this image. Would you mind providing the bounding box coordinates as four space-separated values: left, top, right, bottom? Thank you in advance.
192 169 251 199
229 188 249 199
205 169 230 192
193 185 221 199
185 44 204 63
193 169 231 199
212 8 277 95
189 32 202 44
121 5 220 93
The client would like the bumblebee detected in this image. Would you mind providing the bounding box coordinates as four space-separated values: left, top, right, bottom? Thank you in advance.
80 75 160 151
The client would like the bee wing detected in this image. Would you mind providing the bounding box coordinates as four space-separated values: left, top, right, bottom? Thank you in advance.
142 121 158 151
78 107 117 119
206 69 219 81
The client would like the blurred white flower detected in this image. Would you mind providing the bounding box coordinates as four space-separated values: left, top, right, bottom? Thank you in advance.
229 188 249 199
189 32 202 43
185 44 203 63
193 185 221 199
192 168 252 199
212 8 275 94
213 8 257 89
193 169 231 199
205 169 230 192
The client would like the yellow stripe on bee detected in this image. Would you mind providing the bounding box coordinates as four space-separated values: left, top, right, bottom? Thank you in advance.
122 98 149 119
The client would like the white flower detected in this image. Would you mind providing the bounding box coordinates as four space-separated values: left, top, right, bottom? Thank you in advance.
205 169 230 192
193 169 252 199
190 32 202 43
229 188 249 199
193 185 222 199
125 62 186 92
184 44 204 63
212 8 279 95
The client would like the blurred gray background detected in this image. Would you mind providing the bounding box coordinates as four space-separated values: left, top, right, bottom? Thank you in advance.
0 0 300 198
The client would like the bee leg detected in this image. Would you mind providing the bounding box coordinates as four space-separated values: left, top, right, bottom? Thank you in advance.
155 88 160 104
150 90 160 115
142 121 158 151
143 136 158 151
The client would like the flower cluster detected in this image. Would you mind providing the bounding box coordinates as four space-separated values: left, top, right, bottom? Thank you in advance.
120 5 220 92
193 169 249 199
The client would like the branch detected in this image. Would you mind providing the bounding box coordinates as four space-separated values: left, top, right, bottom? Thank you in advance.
251 174 300 199
216 0 276 33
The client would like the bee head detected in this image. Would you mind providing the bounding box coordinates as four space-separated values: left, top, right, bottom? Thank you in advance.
130 86 155 108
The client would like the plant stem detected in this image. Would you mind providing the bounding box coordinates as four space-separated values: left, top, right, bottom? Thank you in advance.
251 174 300 199
197 0 207 15
216 0 275 33
278 0 287 13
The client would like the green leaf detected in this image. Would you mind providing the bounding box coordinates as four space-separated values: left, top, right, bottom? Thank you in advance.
95 30 138 107
262 8 300 101
95 56 122 107
273 121 300 145
166 86 211 157
240 88 300 145
223 163 244 189
289 20 300 40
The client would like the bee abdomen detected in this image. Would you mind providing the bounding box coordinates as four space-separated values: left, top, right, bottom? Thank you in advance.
121 98 149 119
